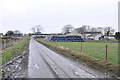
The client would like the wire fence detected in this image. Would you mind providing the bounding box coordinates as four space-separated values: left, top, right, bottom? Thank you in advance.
0 37 28 51
48 41 118 64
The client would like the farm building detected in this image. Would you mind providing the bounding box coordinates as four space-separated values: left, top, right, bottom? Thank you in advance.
84 32 103 40
67 29 84 38
87 34 102 40
31 33 64 38
67 29 103 40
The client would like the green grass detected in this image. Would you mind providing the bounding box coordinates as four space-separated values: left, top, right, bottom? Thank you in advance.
0 53 2 75
42 40 118 64
2 40 29 64
0 39 29 78
0 36 27 39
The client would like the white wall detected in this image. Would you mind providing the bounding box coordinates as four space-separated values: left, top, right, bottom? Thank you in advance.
94 34 102 40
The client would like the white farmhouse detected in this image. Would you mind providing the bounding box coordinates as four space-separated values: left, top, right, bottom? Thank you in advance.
87 34 103 40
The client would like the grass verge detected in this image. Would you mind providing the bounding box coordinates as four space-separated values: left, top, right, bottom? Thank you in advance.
49 41 118 64
1 39 29 64
37 39 120 77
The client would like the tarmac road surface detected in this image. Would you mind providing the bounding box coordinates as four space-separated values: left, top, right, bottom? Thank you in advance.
28 38 110 78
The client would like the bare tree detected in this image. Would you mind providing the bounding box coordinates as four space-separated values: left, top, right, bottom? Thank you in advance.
36 25 43 33
76 25 89 34
104 27 114 36
31 25 43 38
62 24 73 34
86 25 91 32
75 25 90 39
96 27 103 32
110 29 115 35
91 28 97 32
31 28 36 34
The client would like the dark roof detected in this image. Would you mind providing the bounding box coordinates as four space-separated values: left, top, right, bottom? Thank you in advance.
84 32 102 34
87 34 100 37
31 33 63 35
31 33 50 35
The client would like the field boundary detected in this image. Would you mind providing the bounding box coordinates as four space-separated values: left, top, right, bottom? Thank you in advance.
1 38 29 64
1 42 29 78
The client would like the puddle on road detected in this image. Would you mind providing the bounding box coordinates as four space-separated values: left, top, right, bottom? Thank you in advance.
73 69 95 78
34 64 39 69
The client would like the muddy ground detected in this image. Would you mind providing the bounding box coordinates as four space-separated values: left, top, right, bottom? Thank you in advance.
15 44 29 78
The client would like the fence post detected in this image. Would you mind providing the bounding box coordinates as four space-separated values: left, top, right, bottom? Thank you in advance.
68 41 70 50
10 39 11 47
56 40 57 46
81 40 82 53
4 39 6 50
106 45 108 61
13 39 14 46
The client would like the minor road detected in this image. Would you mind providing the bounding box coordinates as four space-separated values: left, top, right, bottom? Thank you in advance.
28 38 110 78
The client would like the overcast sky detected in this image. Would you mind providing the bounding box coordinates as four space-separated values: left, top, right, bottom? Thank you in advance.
0 0 119 34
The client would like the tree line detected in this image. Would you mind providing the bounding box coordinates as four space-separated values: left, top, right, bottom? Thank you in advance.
30 24 119 40
62 24 119 40
5 30 23 37
115 32 120 40
62 24 115 35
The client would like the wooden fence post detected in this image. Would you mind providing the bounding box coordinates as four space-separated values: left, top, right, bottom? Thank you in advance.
13 39 14 46
10 39 11 47
106 45 108 61
56 40 57 46
81 41 82 53
4 39 6 50
68 41 70 50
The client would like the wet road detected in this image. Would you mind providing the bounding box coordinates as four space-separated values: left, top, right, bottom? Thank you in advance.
28 38 109 78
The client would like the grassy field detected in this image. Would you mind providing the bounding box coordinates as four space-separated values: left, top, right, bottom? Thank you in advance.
1 39 29 64
45 40 118 64
0 53 2 76
0 37 29 79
